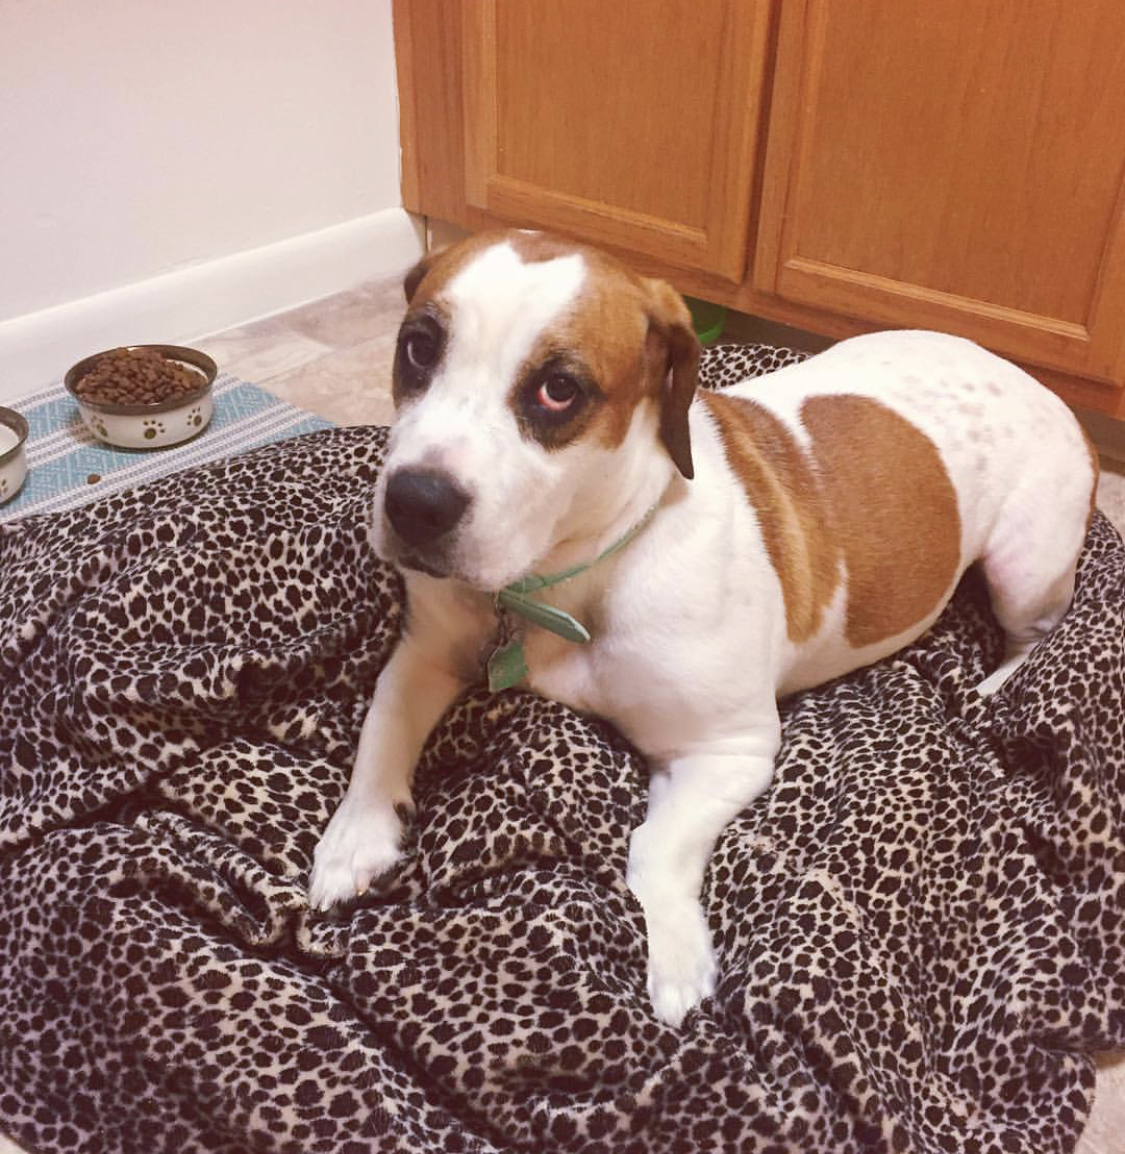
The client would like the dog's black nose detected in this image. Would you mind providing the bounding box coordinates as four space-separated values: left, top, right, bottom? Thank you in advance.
385 468 470 548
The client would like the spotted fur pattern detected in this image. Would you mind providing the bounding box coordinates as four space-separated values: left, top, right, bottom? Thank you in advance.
1 341 1123 1153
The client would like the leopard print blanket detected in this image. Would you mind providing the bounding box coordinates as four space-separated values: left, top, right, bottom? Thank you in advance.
1 344 1123 1154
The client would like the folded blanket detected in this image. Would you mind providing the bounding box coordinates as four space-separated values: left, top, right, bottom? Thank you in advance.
1 383 1123 1152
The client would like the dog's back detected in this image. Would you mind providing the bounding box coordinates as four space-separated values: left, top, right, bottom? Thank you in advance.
694 330 1097 694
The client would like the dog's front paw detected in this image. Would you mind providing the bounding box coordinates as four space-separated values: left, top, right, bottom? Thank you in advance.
644 899 717 1027
308 795 410 912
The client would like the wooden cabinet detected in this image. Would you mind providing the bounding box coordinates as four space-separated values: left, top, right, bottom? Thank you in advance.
394 0 1125 416
460 0 772 281
756 0 1125 386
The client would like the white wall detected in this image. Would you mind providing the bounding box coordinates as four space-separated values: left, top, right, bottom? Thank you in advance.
0 0 420 395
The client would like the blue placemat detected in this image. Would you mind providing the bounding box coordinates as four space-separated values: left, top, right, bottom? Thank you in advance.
0 374 333 521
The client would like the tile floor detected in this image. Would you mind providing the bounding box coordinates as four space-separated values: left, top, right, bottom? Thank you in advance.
2 277 1124 1154
196 276 405 429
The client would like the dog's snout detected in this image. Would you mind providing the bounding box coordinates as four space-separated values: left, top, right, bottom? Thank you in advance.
385 468 470 548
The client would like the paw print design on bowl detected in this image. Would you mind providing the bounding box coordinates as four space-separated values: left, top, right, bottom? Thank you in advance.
63 344 217 450
80 413 110 443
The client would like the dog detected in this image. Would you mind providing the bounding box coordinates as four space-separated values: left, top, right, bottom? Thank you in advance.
308 228 1099 1026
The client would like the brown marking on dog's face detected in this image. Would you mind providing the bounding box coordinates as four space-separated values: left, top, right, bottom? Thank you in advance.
801 394 962 648
400 229 700 474
703 392 840 642
394 237 521 410
392 300 450 408
402 229 517 308
507 249 651 453
503 234 699 474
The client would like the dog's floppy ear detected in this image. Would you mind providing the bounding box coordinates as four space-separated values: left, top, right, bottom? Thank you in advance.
403 253 434 304
645 278 701 480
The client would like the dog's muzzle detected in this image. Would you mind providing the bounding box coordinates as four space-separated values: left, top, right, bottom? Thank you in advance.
384 467 471 557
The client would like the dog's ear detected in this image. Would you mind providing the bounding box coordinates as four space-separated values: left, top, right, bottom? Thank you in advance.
403 253 434 304
645 278 701 480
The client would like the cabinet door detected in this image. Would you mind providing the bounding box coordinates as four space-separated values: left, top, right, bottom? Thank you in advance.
461 0 773 282
755 0 1125 381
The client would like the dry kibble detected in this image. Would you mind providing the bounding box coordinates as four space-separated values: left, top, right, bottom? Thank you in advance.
75 348 205 405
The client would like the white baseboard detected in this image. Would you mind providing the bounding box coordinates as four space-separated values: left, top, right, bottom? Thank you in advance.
0 207 424 404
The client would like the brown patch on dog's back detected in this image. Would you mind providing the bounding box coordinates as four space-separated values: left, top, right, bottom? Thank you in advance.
801 395 962 648
703 392 840 642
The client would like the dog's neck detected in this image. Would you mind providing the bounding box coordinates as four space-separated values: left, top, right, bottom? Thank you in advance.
532 444 680 581
510 501 657 586
533 475 673 581
484 474 677 691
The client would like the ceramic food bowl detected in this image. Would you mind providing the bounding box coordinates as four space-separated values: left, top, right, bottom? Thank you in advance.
65 344 218 450
0 406 29 504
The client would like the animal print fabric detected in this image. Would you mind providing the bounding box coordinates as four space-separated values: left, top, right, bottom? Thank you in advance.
1 341 1123 1154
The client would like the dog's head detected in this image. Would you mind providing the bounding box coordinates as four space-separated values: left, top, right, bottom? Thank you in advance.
371 229 700 590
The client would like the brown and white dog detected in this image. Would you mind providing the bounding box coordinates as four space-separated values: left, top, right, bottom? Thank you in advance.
308 229 1098 1026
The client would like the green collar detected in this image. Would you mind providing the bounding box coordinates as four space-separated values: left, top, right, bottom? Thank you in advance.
487 505 657 691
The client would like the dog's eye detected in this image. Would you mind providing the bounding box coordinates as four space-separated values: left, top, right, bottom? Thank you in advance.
536 374 581 413
515 363 596 446
393 315 445 406
404 331 439 371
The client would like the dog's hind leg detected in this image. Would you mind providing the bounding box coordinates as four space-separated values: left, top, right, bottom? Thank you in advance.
627 721 780 1026
976 527 1084 697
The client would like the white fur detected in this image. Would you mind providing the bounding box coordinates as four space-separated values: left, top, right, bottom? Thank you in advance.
369 241 647 592
310 236 1096 1027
